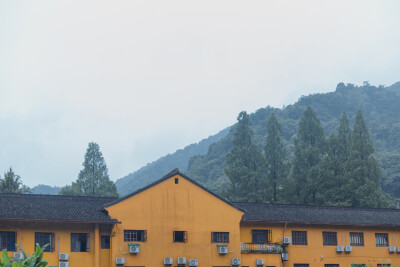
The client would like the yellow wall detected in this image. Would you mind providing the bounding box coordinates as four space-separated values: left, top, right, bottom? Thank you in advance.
240 223 400 267
105 174 244 267
0 221 111 267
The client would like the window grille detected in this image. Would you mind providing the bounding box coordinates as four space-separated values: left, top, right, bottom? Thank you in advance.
322 232 337 246
35 232 55 252
292 231 307 245
252 230 272 244
124 230 147 242
350 232 364 246
211 232 229 243
375 233 389 247
0 231 16 252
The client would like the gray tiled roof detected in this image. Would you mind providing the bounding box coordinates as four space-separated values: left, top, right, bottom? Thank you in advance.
0 193 118 224
234 202 400 227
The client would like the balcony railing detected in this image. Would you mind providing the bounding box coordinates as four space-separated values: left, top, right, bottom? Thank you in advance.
241 243 282 254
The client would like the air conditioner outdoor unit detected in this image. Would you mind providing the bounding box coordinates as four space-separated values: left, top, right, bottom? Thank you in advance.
189 259 199 266
177 257 187 265
13 252 24 261
164 257 173 265
267 245 273 252
59 262 69 267
283 236 291 245
397 247 400 253
129 245 139 254
231 258 241 266
115 257 125 265
281 253 288 261
218 246 228 254
389 246 396 253
336 246 344 253
59 253 69 261
345 246 352 253
256 258 265 266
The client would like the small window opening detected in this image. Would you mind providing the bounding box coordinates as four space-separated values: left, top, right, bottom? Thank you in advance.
173 231 187 242
175 178 179 184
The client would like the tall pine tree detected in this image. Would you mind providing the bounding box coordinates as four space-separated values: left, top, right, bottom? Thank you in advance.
288 106 326 205
225 111 266 202
59 142 119 197
345 111 386 208
0 168 31 194
264 113 286 203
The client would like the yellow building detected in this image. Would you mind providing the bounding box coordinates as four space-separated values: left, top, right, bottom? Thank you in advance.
1 169 400 267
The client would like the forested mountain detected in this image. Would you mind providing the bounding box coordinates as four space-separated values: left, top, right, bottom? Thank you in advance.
115 128 230 196
116 82 400 200
32 184 61 195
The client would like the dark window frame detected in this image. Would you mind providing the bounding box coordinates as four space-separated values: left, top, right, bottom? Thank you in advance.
325 265 339 267
173 231 188 243
375 233 389 247
292 231 307 245
294 264 309 267
211 232 229 243
0 231 16 252
101 235 110 249
252 229 272 244
323 232 337 246
35 232 55 252
123 230 147 242
71 233 90 252
350 232 364 246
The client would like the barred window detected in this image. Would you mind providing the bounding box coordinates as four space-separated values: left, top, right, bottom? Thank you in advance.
0 231 16 252
350 232 364 246
325 265 339 267
173 231 188 243
211 232 229 243
71 233 90 252
351 264 366 267
323 232 337 246
252 230 272 244
101 236 110 249
294 264 309 267
124 230 147 242
35 232 55 252
375 233 388 247
292 231 307 245
377 265 391 267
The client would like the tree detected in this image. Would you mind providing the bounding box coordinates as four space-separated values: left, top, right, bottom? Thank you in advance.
59 142 119 197
225 111 266 202
288 106 326 205
264 113 286 203
0 168 31 194
344 111 386 207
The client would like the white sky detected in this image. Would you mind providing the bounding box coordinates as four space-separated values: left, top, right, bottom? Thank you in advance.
0 1 399 187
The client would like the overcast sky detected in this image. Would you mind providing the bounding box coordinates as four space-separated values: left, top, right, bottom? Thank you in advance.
0 1 399 187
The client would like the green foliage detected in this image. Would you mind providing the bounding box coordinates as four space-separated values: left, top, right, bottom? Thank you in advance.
264 112 287 203
59 142 119 197
31 185 60 195
224 111 266 202
0 244 55 267
0 168 31 194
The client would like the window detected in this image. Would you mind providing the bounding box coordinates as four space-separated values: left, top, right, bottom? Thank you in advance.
211 232 229 243
294 264 309 267
378 265 391 267
375 233 388 247
323 232 337 246
35 232 55 252
173 231 188 243
350 232 364 246
252 230 272 244
101 236 110 249
292 231 307 245
0 231 16 251
71 233 90 252
325 265 339 267
124 230 147 242
175 178 179 184
351 264 366 267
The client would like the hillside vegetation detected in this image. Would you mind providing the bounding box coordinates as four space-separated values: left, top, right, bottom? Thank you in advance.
116 82 400 201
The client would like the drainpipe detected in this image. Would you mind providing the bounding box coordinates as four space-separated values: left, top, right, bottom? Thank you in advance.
94 224 100 267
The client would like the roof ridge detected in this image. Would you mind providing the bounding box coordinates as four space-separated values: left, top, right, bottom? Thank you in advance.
0 193 118 200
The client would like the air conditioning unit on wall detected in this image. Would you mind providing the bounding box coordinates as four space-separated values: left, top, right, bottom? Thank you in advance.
13 253 24 261
59 262 69 267
232 258 241 266
256 258 265 266
218 246 228 254
59 253 69 261
189 259 198 266
115 257 125 265
345 246 352 253
177 257 186 265
129 245 139 254
336 246 344 253
389 246 396 253
283 236 291 245
164 257 173 265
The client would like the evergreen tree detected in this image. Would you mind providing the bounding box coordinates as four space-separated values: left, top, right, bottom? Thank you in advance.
0 168 31 194
264 113 286 203
59 142 119 197
288 106 326 204
345 111 386 207
225 111 266 202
